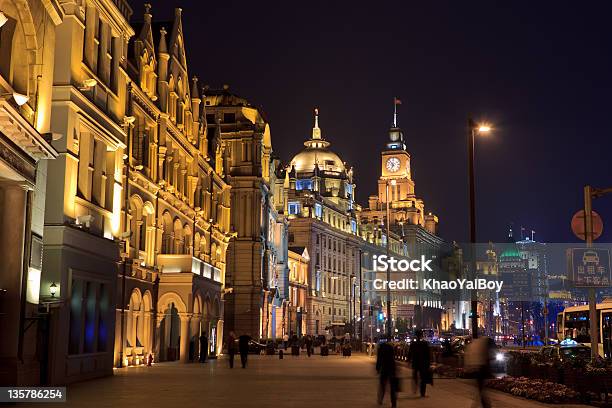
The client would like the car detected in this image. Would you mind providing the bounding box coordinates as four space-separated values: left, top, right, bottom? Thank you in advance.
540 344 591 363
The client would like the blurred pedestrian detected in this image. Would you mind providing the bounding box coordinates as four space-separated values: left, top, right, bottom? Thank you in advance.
227 331 236 368
305 335 313 357
199 334 208 363
376 341 398 408
408 329 431 397
465 336 496 408
238 334 251 368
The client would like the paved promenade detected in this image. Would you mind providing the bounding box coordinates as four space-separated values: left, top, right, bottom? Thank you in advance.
21 353 591 408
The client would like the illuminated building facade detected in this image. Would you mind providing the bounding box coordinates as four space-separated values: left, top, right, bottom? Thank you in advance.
282 110 362 336
360 112 444 330
115 5 232 368
287 247 309 337
0 0 59 386
41 0 134 384
205 89 289 341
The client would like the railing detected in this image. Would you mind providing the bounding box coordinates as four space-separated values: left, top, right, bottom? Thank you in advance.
157 254 221 282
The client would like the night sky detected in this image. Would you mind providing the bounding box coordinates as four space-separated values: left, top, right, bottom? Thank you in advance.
134 0 612 244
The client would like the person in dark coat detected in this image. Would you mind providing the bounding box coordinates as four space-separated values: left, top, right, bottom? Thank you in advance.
227 331 236 368
305 335 313 357
238 334 251 368
408 329 431 397
199 334 208 363
376 341 398 408
471 336 496 408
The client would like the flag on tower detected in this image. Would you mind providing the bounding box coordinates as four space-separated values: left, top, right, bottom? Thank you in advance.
394 97 402 105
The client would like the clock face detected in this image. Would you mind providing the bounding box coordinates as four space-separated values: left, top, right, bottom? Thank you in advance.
386 157 401 172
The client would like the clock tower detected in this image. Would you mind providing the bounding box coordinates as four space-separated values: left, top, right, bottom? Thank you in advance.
378 120 415 204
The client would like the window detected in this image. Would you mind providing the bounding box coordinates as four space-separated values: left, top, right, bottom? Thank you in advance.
296 179 312 190
288 201 300 215
139 215 147 251
206 114 216 124
351 220 357 233
223 113 235 123
314 203 322 218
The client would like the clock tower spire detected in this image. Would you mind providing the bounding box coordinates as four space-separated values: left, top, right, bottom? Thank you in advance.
378 98 415 205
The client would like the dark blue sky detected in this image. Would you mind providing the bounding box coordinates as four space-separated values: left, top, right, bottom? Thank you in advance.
134 0 612 243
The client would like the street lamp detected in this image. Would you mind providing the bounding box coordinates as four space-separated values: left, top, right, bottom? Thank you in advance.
385 178 397 339
49 282 58 298
467 118 491 339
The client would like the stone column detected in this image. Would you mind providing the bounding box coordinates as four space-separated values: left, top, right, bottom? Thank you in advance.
0 183 27 369
216 319 224 356
154 315 164 362
192 314 202 360
143 311 153 357
178 313 191 363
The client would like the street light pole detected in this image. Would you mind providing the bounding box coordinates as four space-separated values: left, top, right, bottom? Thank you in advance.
467 118 491 339
467 118 479 339
583 185 612 360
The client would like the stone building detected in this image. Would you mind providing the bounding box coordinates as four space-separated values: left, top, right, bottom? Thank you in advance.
0 0 60 386
205 89 289 341
115 5 232 367
360 112 444 330
281 110 362 336
287 247 309 337
40 0 134 384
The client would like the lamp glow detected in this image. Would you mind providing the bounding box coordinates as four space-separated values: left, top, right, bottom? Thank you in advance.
0 12 8 28
82 78 98 88
49 282 58 297
477 124 491 133
12 92 29 106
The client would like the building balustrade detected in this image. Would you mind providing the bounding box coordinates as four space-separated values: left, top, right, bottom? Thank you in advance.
157 254 222 282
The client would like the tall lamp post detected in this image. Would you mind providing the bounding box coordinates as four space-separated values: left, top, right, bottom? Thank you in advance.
583 185 612 360
467 118 491 339
385 178 396 338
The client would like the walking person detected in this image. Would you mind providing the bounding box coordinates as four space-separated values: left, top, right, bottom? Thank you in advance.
199 334 208 363
408 329 431 397
376 341 398 408
305 335 313 357
238 333 251 368
227 331 236 368
465 336 496 408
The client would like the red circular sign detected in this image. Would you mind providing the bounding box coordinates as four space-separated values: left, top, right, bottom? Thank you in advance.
571 210 603 241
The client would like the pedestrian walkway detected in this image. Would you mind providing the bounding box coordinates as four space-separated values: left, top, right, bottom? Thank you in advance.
22 354 591 408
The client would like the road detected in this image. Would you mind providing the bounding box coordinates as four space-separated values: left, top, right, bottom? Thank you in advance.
20 353 590 408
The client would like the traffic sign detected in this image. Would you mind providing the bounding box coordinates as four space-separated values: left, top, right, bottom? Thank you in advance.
571 210 603 241
569 248 611 287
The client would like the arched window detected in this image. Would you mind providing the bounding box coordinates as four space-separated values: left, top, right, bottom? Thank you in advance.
173 218 183 254
161 212 173 254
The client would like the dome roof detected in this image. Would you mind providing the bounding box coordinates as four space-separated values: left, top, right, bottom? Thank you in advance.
290 109 346 173
499 247 521 260
291 147 345 173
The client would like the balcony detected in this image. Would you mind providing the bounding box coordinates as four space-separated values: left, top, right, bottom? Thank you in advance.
157 254 222 283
